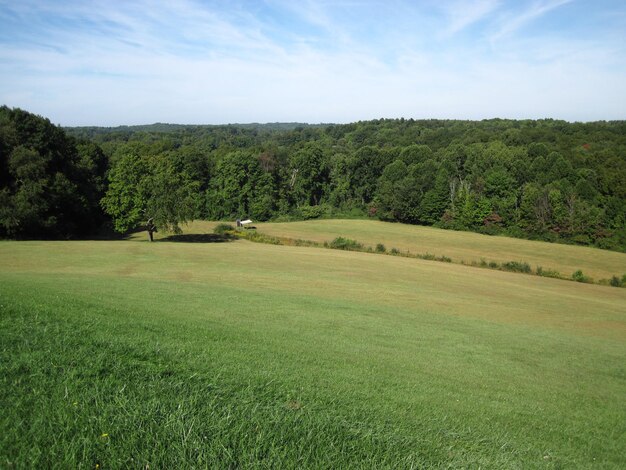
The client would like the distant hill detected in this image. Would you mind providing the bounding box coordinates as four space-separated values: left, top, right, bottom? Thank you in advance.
64 122 327 139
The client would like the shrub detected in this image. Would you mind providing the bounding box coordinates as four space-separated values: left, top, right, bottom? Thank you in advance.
571 234 592 245
375 243 386 253
213 223 234 234
503 226 526 239
293 238 319 248
329 237 363 251
241 231 281 245
572 270 592 283
501 261 532 273
418 253 450 262
298 204 327 220
488 261 499 269
271 214 298 223
390 248 400 255
536 266 561 279
609 275 623 287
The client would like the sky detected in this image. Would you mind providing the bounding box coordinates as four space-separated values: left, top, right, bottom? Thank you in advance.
0 0 625 126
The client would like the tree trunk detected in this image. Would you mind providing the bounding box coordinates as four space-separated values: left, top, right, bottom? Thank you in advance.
146 217 156 242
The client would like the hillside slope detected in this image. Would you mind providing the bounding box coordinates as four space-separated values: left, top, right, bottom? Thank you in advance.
1 238 625 467
176 219 626 282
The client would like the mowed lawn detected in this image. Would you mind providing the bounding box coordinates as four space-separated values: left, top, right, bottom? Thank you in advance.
182 219 626 282
1 238 625 467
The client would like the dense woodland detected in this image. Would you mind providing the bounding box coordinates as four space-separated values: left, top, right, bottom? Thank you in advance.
2 105 626 252
0 106 108 238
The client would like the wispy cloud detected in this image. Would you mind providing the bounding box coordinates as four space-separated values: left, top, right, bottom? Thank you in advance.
491 0 574 40
0 0 624 125
440 0 501 37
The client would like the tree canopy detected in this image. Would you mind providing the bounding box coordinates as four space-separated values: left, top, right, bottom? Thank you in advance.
2 106 625 252
101 153 200 240
69 117 626 251
0 106 107 238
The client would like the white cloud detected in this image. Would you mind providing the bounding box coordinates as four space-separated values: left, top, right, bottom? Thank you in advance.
440 0 501 37
0 0 624 124
491 0 574 40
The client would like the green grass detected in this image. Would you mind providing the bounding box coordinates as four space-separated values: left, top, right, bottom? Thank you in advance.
1 239 625 467
190 219 624 282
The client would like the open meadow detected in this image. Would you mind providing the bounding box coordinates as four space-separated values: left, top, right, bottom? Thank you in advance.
3 0 626 466
170 219 626 283
249 219 626 282
1 230 625 467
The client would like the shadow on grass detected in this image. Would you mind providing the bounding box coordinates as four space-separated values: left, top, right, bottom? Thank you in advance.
156 233 236 243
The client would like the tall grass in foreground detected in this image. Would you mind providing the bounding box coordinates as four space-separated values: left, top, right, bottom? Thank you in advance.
2 285 392 468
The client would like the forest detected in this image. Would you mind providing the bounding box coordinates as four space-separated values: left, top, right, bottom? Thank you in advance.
2 105 625 252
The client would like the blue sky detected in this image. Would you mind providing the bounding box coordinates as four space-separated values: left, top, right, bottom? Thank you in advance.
0 0 625 125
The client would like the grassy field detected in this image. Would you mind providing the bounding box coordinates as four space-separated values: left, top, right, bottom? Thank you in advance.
1 235 625 467
173 219 626 282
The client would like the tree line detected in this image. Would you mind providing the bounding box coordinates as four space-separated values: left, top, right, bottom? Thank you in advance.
2 106 625 252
